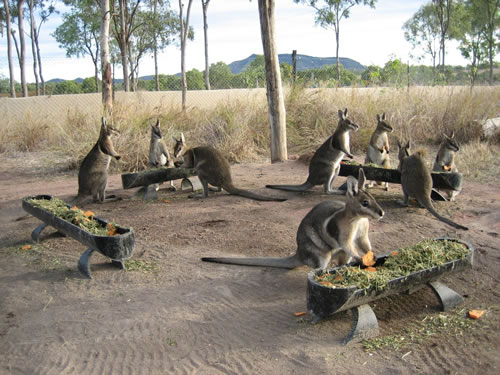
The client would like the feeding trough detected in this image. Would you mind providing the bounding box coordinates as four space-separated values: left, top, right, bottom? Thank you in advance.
306 238 473 344
121 167 196 199
338 162 462 201
22 195 135 279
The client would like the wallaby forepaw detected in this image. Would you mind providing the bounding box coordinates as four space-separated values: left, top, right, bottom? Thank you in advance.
397 200 408 207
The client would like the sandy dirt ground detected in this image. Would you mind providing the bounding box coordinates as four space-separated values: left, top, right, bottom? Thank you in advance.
0 152 499 375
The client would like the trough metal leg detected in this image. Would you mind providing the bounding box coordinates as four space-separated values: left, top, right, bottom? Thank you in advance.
111 259 125 269
343 304 380 345
31 223 49 243
78 248 95 279
143 184 159 200
428 281 464 312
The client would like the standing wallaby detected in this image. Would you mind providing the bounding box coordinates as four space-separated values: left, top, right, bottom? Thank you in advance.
397 140 468 230
77 117 121 203
266 108 359 194
365 112 393 190
149 119 175 190
202 168 384 269
432 132 461 201
176 144 287 202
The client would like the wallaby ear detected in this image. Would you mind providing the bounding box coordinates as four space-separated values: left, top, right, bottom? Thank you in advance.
180 132 185 143
449 130 454 139
338 109 344 120
172 135 178 143
346 176 358 197
155 118 160 127
406 140 411 150
382 112 386 120
376 113 380 122
343 108 348 118
397 139 402 149
358 168 366 190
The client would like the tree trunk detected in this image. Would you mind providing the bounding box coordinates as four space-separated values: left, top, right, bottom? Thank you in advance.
335 7 340 83
257 0 287 163
18 0 28 97
101 0 113 115
179 0 193 110
119 0 130 91
29 0 40 96
3 0 16 98
34 26 45 95
202 0 211 90
153 0 160 91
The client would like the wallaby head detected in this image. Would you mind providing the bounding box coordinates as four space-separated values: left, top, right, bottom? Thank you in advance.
150 119 163 140
397 139 410 162
337 108 360 133
346 169 384 221
172 132 186 158
376 112 393 133
442 132 459 152
99 117 121 160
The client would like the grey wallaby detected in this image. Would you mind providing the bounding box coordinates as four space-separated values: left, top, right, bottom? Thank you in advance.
77 117 121 204
202 168 384 269
397 140 468 230
175 141 287 202
149 119 175 190
364 112 393 190
266 108 359 193
432 132 461 201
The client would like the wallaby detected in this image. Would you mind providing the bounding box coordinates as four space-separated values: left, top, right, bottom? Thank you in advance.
77 117 121 204
397 140 468 230
149 119 175 190
266 108 359 194
364 112 393 190
176 144 287 202
432 132 461 201
202 168 384 269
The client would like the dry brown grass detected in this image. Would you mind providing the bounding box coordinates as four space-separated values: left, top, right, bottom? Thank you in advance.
0 86 498 177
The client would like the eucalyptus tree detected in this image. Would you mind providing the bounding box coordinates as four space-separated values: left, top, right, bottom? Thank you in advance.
17 0 27 96
201 0 210 89
1 0 16 96
178 0 193 109
403 3 440 76
101 0 112 113
53 0 101 93
296 0 377 82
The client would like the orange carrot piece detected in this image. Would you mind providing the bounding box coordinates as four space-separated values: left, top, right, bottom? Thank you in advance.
365 266 377 272
468 310 485 319
362 251 376 267
294 312 307 317
84 210 95 217
21 245 32 251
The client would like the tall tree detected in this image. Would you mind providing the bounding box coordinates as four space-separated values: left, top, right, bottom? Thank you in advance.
403 3 441 75
297 0 377 82
2 0 16 97
101 0 113 114
178 0 193 110
201 0 210 90
17 0 27 96
258 0 287 162
480 0 500 85
53 0 101 93
28 0 39 95
432 0 453 70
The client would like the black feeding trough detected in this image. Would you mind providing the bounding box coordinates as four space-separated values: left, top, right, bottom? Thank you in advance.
22 195 135 279
306 238 473 344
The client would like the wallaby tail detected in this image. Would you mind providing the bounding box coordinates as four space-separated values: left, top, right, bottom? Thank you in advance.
420 197 468 230
265 181 313 192
225 185 287 202
201 254 303 269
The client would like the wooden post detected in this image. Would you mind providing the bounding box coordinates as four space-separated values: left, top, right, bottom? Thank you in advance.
100 0 113 115
292 49 297 85
258 0 287 163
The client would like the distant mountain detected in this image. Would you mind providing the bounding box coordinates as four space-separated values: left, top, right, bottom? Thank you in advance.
46 77 84 84
228 53 366 74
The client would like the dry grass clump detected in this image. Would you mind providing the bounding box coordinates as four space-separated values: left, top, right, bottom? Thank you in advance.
1 86 498 175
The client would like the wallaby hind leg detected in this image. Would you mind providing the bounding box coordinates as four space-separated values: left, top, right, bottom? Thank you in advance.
326 164 344 195
397 192 409 207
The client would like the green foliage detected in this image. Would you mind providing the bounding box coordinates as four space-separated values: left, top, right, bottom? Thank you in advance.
81 77 99 93
53 80 82 95
186 69 204 90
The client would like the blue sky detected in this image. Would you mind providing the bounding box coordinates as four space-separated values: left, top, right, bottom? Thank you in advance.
0 0 468 82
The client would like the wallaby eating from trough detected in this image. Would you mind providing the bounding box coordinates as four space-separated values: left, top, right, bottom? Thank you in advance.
432 132 461 201
149 119 175 191
397 140 468 230
175 140 287 202
364 112 393 190
202 168 384 269
77 117 121 204
266 108 359 194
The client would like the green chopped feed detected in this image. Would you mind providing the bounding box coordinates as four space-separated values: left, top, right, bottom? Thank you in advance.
315 239 469 291
341 160 394 169
28 197 116 236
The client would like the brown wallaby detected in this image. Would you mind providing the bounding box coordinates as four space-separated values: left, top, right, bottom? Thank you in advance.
149 119 175 190
177 144 287 202
266 108 359 194
432 132 461 201
77 117 121 203
202 168 384 269
365 112 393 190
397 140 468 230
